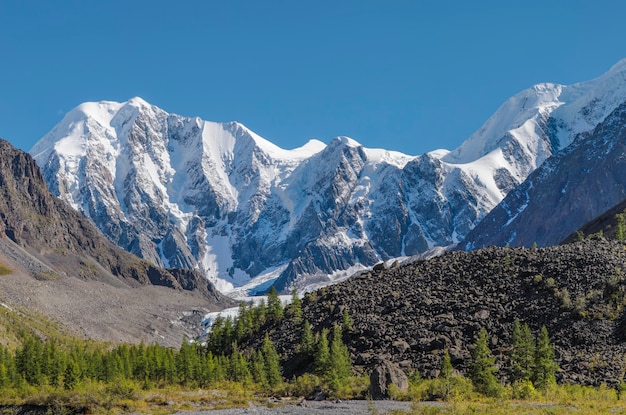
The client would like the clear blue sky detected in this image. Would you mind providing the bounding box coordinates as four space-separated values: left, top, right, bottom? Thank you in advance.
1 1 625 155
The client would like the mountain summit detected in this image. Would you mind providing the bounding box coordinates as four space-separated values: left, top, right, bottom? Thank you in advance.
31 60 626 293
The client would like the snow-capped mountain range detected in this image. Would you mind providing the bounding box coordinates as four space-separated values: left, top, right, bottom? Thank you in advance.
30 59 626 294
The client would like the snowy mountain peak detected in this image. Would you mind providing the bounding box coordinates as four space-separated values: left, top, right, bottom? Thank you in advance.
608 58 626 74
31 60 626 294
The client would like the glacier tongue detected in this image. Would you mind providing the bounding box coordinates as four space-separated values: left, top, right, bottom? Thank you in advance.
30 60 626 294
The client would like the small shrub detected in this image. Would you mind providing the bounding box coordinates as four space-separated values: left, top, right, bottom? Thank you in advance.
533 274 543 285
290 374 321 397
511 380 539 400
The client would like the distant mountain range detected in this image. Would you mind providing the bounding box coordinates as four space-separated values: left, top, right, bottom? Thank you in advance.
30 59 626 293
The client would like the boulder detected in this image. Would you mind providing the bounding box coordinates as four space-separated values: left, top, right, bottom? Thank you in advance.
369 360 409 399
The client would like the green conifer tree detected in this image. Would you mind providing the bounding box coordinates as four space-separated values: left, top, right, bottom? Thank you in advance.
262 334 282 387
314 328 331 378
64 359 81 390
289 289 303 324
469 328 501 397
267 286 284 322
533 326 558 390
299 320 315 358
510 320 535 383
228 348 251 384
439 349 453 380
342 308 353 332
328 324 352 390
251 350 268 388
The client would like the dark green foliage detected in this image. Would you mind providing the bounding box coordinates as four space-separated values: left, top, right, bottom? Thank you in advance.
288 289 303 324
328 324 352 390
510 320 535 383
267 286 284 322
469 328 502 397
262 334 282 387
299 320 315 358
314 328 331 378
342 308 353 332
533 326 558 390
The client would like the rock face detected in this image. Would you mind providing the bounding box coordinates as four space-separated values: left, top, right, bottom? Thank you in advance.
0 138 234 344
30 61 626 293
369 359 409 399
252 239 626 387
462 99 626 249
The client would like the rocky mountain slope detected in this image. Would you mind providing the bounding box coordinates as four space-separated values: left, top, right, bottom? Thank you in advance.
461 95 626 249
0 139 234 346
30 60 626 293
253 238 626 386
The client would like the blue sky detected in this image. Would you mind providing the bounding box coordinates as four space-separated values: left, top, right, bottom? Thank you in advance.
1 1 625 155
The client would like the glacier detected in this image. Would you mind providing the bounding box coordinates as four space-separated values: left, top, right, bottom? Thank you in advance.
30 59 626 294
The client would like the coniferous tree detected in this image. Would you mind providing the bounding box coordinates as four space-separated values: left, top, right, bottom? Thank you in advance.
469 328 501 397
267 286 284 322
342 308 353 332
314 328 331 378
299 320 315 358
228 348 251 384
251 350 268 388
328 324 352 390
533 326 558 390
64 358 81 390
510 320 535 383
262 334 282 387
289 289 303 324
439 349 453 380
16 336 43 385
254 298 267 329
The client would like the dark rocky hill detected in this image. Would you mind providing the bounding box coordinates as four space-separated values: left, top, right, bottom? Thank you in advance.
254 239 626 386
0 138 234 346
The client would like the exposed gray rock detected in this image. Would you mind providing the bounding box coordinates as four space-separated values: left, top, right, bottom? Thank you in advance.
369 359 409 399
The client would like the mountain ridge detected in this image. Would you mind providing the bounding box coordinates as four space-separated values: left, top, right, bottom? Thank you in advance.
0 138 234 346
31 59 626 293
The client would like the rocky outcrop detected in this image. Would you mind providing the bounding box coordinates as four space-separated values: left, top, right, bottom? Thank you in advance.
369 359 409 399
252 239 626 387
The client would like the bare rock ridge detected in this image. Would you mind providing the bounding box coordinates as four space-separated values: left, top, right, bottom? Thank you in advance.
0 138 234 345
251 239 626 387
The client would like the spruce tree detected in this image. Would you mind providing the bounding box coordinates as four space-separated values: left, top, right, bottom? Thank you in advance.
510 320 535 383
469 328 501 397
533 326 558 390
